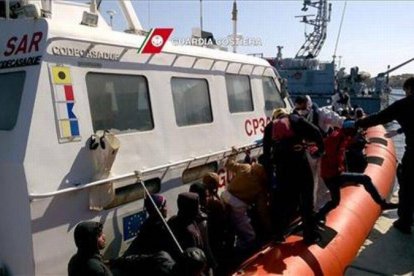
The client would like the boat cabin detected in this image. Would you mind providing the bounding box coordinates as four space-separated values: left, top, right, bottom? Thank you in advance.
0 0 290 274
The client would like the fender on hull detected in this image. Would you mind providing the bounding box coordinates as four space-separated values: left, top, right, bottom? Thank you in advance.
236 125 397 275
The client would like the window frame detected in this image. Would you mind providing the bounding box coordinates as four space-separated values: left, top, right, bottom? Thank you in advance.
170 76 214 127
0 71 26 131
225 73 254 113
262 76 286 110
85 72 154 134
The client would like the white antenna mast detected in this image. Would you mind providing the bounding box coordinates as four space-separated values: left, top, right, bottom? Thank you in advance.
232 0 238 53
200 0 203 31
118 0 145 34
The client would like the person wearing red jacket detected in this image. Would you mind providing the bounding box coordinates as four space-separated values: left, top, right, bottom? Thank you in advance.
317 121 397 221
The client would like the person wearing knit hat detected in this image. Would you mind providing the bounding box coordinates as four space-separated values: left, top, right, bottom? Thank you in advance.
144 194 167 218
123 193 170 257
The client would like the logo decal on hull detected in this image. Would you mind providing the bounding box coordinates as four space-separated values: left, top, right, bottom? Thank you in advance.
138 28 174 54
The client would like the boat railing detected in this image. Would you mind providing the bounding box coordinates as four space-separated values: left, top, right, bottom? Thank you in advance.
28 142 262 200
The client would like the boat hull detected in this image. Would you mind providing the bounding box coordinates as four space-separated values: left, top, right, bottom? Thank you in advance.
236 125 397 275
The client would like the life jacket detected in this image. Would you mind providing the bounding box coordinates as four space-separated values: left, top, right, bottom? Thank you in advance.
272 116 295 142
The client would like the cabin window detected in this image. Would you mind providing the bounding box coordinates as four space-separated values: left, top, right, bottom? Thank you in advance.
262 77 285 110
0 71 25 130
86 73 153 133
182 162 218 184
104 178 161 210
171 77 213 126
225 74 254 113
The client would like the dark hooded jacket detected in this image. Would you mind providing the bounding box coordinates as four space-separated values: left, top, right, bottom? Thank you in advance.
167 192 204 260
68 221 112 276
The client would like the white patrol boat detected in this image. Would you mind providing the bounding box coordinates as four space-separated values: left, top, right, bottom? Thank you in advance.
0 0 290 275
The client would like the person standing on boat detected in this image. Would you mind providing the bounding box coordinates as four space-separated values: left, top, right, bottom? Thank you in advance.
271 108 324 244
317 121 398 222
356 77 414 234
123 194 170 256
332 88 352 113
294 95 345 136
68 221 112 276
293 95 345 207
221 148 270 250
202 173 234 275
167 193 205 260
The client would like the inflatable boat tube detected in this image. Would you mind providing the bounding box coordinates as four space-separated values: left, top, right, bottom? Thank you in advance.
235 125 397 275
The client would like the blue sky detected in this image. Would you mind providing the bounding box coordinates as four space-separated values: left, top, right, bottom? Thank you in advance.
98 1 414 76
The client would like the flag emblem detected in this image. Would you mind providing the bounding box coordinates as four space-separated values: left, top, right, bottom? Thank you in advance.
138 28 174 54
50 65 81 142
52 66 72 84
123 211 147 240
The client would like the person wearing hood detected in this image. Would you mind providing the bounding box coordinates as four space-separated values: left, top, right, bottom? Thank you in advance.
68 221 112 276
189 183 218 272
167 192 205 261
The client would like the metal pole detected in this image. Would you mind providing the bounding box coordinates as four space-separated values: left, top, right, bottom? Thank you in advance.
135 171 184 254
5 0 10 19
200 0 203 31
148 0 151 28
232 0 238 53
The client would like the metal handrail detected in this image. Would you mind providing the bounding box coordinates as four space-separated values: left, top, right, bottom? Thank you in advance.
29 142 262 200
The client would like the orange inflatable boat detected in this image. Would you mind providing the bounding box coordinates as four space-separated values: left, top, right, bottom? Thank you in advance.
235 125 397 276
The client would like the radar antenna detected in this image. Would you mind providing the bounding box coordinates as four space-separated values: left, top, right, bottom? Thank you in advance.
295 0 331 59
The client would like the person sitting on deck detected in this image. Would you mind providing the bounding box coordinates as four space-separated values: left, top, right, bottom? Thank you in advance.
316 120 398 222
68 221 112 276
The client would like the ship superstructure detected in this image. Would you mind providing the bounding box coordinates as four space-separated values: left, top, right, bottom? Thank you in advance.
0 1 288 274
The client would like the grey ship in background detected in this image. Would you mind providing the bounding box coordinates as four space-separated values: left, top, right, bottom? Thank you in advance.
265 0 391 114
